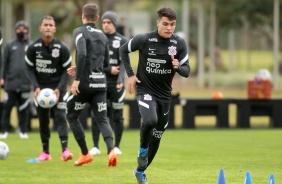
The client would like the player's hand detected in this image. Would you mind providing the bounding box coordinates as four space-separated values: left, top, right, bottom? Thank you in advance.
0 78 4 87
116 83 124 90
54 88 60 104
171 55 180 70
111 66 120 75
71 80 80 96
127 76 141 94
67 66 76 76
34 87 41 100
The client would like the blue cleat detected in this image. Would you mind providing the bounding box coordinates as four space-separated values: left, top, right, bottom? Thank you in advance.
134 169 148 184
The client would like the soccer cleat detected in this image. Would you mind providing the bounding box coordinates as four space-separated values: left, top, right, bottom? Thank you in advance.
137 147 149 170
107 149 117 166
74 152 93 166
19 132 29 139
37 151 52 161
61 148 74 162
89 147 101 156
113 147 122 155
0 132 8 139
134 169 148 184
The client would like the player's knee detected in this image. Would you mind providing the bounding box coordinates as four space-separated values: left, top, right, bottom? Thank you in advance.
143 117 158 127
66 113 77 124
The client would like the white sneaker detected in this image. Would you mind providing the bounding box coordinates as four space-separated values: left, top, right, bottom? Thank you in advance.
19 132 29 139
0 132 8 139
113 147 122 155
89 147 101 156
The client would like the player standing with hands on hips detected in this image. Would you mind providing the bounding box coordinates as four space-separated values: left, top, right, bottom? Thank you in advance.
119 7 190 184
66 3 117 167
25 15 73 161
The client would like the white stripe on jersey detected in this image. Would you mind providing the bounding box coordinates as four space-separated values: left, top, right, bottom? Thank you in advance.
179 54 188 66
128 38 133 52
138 100 149 109
67 95 73 102
75 33 83 47
19 98 30 111
63 92 69 101
25 55 34 66
118 89 126 103
0 38 2 45
62 56 72 68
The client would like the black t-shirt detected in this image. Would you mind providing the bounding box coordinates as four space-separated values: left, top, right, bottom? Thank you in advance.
120 30 190 102
73 23 109 91
25 38 71 91
104 32 128 87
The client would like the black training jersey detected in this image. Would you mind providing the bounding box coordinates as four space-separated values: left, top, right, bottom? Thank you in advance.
73 23 109 91
103 32 127 87
120 30 190 102
25 38 71 91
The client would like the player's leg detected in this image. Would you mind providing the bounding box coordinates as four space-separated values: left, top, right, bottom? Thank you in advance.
66 92 93 166
136 94 158 172
109 86 125 154
53 88 73 161
90 91 117 166
36 105 52 160
146 100 170 168
0 91 17 138
89 110 101 155
17 91 30 138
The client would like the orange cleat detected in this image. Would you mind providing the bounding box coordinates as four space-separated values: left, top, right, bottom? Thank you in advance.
74 152 93 166
107 149 117 166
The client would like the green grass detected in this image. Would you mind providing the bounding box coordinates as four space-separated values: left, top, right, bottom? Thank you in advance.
1 129 281 183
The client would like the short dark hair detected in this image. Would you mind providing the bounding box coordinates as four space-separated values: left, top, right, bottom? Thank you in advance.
83 3 99 21
157 7 176 20
40 15 55 25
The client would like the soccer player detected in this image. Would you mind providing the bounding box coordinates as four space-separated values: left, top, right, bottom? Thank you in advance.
0 21 32 139
66 3 117 166
89 11 127 156
25 15 73 161
119 7 190 184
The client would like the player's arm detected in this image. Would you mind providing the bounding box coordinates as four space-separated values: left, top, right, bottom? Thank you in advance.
175 39 190 78
25 44 40 90
0 42 11 85
56 43 72 92
73 28 86 81
116 37 128 87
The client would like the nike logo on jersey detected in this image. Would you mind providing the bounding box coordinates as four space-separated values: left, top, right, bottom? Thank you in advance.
164 111 169 116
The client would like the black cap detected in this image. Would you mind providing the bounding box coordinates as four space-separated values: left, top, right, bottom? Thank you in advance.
15 20 29 31
101 11 117 28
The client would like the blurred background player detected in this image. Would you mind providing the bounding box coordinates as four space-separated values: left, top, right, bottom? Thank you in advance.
66 3 117 166
120 7 190 184
25 15 73 161
0 21 32 139
89 11 127 156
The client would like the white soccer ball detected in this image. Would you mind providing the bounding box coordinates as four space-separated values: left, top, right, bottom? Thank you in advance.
255 69 271 80
0 141 9 160
36 88 57 108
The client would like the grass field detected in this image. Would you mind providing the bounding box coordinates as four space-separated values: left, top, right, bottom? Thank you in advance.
0 129 281 183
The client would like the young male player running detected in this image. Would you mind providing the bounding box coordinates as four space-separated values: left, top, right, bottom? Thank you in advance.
66 3 117 166
120 7 190 184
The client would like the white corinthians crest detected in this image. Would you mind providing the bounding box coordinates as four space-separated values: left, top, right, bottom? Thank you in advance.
97 102 107 112
112 40 120 48
52 48 60 58
168 46 177 56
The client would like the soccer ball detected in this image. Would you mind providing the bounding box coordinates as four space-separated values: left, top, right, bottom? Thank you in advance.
0 141 9 160
36 88 57 108
255 69 271 80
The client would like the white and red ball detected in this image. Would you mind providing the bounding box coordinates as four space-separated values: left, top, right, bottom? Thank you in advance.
36 88 57 108
0 141 9 160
